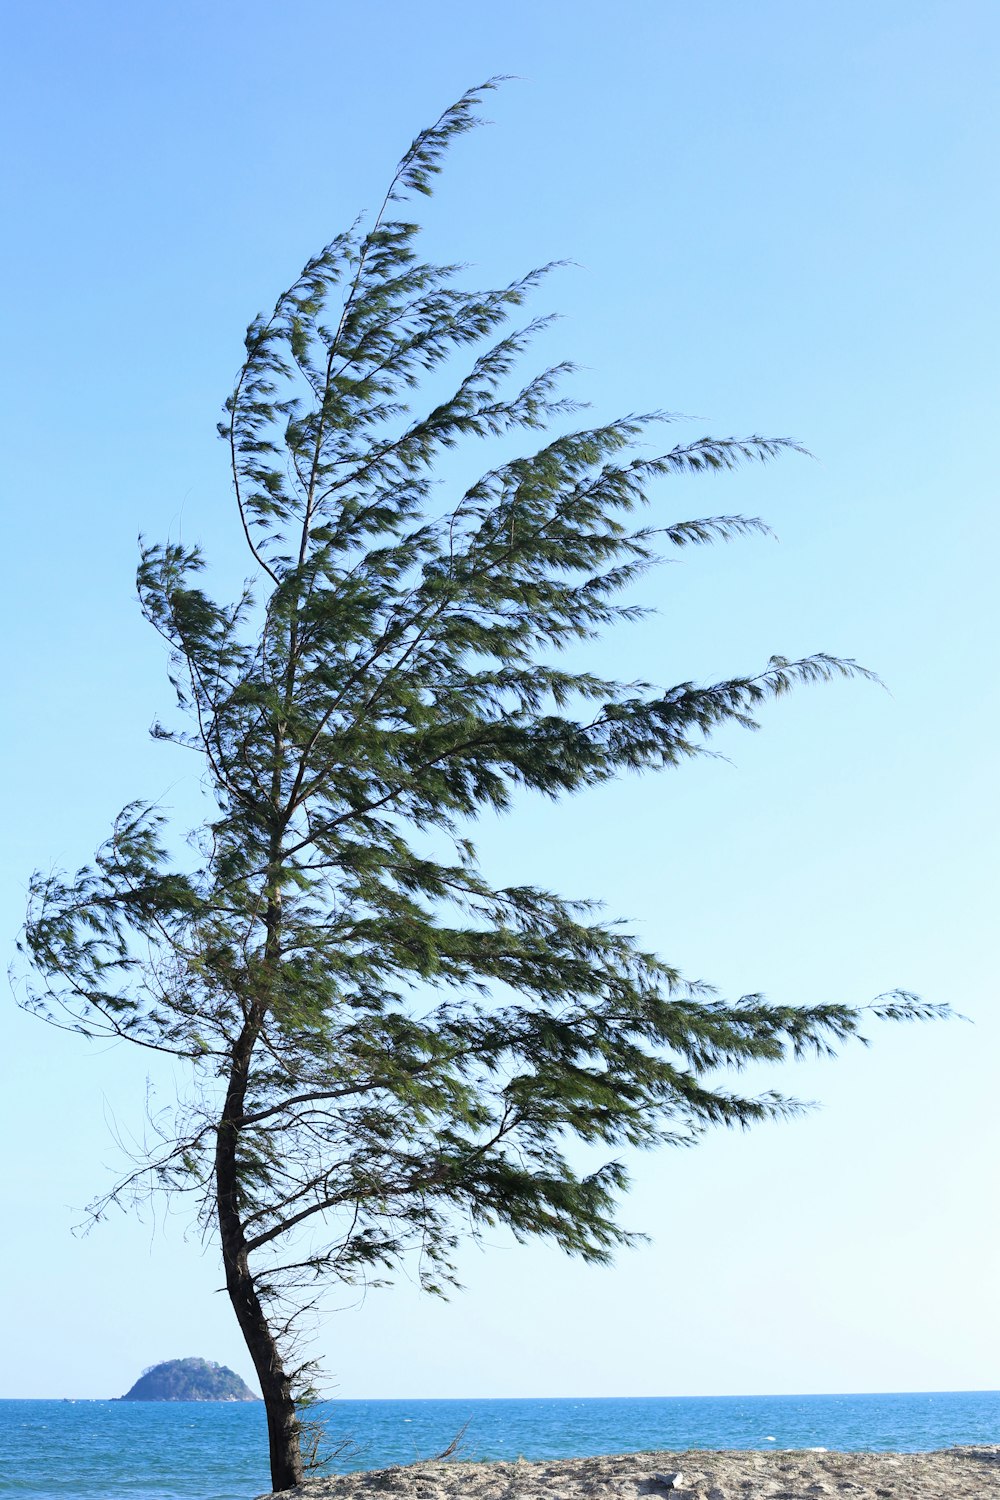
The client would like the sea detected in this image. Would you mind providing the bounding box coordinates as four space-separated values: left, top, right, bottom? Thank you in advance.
1 1391 997 1500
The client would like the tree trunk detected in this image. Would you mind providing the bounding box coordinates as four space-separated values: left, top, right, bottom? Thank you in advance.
215 1006 304 1492
224 1240 304 1492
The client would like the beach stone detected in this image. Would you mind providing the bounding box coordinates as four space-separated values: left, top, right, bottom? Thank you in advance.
259 1445 1000 1500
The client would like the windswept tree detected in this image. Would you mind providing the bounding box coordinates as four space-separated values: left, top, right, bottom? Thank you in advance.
21 81 941 1492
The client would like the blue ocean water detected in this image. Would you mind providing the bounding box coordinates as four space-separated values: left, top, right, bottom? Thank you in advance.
1 1391 997 1500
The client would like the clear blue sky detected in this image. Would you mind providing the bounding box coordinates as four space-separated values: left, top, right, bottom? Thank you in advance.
2 0 997 1401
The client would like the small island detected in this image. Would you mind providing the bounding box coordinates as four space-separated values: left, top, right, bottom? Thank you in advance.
120 1357 259 1402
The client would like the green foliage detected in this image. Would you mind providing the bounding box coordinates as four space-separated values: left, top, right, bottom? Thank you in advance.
21 78 943 1426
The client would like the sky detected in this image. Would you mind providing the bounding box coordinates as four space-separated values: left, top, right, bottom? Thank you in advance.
2 0 998 1402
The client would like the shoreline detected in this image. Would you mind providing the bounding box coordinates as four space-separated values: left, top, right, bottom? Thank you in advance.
258 1445 1000 1499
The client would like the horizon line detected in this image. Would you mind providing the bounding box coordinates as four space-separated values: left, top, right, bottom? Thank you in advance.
5 1387 999 1403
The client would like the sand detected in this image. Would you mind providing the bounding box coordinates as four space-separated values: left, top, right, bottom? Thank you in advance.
259 1445 1000 1499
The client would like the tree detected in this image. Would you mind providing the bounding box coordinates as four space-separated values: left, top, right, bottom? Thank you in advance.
20 81 942 1492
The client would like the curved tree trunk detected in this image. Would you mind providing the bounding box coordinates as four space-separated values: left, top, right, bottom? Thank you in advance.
223 1234 304 1492
215 1004 304 1492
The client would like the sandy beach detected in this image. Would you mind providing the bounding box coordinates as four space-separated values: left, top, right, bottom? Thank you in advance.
260 1445 1000 1499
